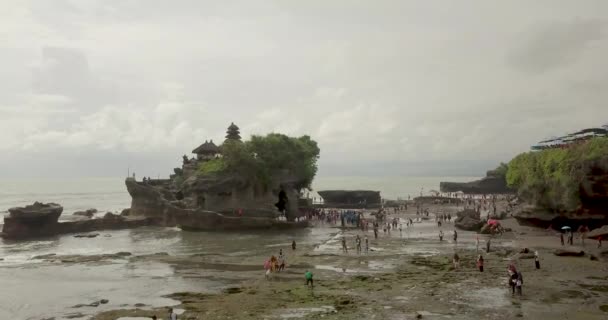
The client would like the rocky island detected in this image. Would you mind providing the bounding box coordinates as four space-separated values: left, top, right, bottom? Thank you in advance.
124 123 320 231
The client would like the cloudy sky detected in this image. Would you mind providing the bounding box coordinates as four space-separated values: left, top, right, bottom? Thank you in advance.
1 0 608 179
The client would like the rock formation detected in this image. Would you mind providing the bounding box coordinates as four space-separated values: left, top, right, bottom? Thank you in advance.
124 124 317 230
1 202 153 239
317 190 381 209
454 209 484 231
440 170 513 194
73 208 97 218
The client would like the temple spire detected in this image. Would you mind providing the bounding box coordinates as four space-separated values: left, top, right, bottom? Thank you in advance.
225 122 242 142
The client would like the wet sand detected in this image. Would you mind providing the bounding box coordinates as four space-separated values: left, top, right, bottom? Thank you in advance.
91 202 608 320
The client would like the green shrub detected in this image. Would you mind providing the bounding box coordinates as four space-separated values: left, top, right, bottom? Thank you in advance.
197 134 320 190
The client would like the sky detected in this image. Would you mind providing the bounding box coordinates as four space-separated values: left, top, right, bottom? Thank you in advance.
1 0 608 179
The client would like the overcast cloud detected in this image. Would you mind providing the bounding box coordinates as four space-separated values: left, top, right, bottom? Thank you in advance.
1 0 608 178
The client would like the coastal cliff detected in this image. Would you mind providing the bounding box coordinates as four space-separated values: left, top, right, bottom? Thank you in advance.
508 137 608 227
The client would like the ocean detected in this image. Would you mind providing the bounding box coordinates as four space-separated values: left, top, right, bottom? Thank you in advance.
0 175 478 216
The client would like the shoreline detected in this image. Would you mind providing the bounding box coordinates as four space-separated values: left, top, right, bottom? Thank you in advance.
88 201 608 320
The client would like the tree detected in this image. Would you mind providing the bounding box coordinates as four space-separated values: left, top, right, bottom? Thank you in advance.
225 122 242 142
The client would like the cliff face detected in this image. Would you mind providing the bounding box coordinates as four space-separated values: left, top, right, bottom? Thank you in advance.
317 190 381 208
440 173 513 194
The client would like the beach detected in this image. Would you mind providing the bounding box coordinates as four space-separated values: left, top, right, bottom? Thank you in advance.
1 182 607 319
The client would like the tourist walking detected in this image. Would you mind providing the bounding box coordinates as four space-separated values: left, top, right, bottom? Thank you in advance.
439 230 444 241
516 272 523 295
365 236 369 253
534 251 540 269
278 249 286 272
560 233 565 246
598 236 603 248
341 237 348 253
292 240 297 251
568 231 574 245
477 255 484 272
486 238 491 253
453 230 458 243
355 235 362 254
305 270 314 288
453 253 460 269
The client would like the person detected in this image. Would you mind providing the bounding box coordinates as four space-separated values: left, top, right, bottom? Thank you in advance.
599 236 603 248
453 253 460 269
486 238 491 253
399 224 403 238
438 220 442 227
355 235 362 254
509 270 518 295
439 230 444 241
476 236 480 252
534 251 540 269
365 236 369 253
516 272 523 296
168 308 177 320
264 259 271 279
560 233 565 246
292 240 297 251
341 237 348 253
305 270 314 288
374 224 378 239
278 250 286 271
568 231 574 245
453 230 458 243
477 255 484 272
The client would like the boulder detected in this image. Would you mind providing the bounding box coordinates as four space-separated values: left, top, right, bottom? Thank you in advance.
454 209 483 231
479 224 493 234
553 250 585 257
73 208 97 218
120 208 131 217
2 202 63 238
103 212 123 220
455 216 484 231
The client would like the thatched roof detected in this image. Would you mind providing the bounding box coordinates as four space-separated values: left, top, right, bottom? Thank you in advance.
192 140 220 155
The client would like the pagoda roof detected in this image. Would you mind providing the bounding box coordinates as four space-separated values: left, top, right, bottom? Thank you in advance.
192 140 220 154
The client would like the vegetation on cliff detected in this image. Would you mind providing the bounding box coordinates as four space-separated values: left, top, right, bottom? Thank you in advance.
198 133 320 190
506 137 608 211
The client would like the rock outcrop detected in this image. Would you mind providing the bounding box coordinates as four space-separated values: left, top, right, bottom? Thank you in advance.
73 208 97 218
125 178 306 231
440 170 513 194
317 190 382 209
454 209 484 231
514 205 607 230
1 202 154 239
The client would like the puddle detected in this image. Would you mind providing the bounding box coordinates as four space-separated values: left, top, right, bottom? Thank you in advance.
452 287 510 309
314 265 356 273
277 306 336 319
